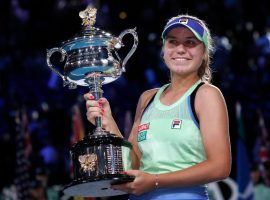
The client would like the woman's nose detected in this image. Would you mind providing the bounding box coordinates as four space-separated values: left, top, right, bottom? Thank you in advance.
176 43 186 53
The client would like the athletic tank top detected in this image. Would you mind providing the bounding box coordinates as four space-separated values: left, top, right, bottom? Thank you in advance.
137 80 206 174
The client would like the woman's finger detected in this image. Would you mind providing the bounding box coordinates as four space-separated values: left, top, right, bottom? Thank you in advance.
86 109 103 117
84 93 95 100
86 110 103 124
123 170 140 177
86 100 100 109
87 106 102 113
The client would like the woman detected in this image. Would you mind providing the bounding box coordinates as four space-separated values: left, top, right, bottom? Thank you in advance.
84 14 231 200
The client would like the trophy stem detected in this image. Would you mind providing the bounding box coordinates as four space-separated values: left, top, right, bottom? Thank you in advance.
85 74 105 135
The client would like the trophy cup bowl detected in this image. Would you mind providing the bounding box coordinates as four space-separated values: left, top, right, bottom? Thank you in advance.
46 6 138 197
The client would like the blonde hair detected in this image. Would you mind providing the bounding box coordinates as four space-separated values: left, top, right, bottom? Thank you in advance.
164 14 214 83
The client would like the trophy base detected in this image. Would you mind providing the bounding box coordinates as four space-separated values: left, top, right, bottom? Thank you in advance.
63 174 134 197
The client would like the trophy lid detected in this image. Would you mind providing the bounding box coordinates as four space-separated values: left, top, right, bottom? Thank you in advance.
61 7 117 51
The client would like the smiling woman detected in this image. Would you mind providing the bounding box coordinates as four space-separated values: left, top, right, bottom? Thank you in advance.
163 27 206 78
161 15 213 83
84 14 231 200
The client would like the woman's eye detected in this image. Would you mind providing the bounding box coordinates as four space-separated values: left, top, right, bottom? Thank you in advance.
166 38 201 48
185 40 195 45
168 39 177 45
184 40 199 47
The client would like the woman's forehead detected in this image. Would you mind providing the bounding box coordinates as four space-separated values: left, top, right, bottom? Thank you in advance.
166 27 195 38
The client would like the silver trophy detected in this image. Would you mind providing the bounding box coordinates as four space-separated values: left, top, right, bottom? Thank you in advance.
46 6 138 197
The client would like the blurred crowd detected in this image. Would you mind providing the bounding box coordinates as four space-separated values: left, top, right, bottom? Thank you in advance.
1 0 270 199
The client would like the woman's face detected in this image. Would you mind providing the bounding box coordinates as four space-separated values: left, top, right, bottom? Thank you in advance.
163 27 206 77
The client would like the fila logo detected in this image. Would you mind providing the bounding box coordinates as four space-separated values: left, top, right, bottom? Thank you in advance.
179 18 188 25
171 119 182 129
138 123 150 132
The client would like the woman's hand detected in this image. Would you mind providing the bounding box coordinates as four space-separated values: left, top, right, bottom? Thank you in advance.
84 93 122 137
84 93 112 125
111 170 155 196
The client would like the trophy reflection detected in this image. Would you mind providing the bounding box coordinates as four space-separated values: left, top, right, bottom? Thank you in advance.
46 6 138 197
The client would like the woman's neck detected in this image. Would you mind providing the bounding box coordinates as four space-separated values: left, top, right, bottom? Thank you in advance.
169 74 200 92
160 75 200 105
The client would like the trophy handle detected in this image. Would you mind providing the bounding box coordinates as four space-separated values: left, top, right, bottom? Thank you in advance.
46 47 71 86
117 28 138 72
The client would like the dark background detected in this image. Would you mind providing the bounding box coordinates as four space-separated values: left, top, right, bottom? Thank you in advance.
0 0 270 198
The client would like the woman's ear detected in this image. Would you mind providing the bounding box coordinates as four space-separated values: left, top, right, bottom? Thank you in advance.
203 52 208 61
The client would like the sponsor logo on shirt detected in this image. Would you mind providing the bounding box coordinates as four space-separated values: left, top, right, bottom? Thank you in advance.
138 123 150 132
137 123 150 142
171 119 182 129
137 131 147 142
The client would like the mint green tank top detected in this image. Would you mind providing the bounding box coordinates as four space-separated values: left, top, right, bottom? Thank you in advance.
137 80 206 174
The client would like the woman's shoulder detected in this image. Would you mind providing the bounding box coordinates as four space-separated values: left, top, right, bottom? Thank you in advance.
132 88 160 126
198 82 223 95
196 82 226 104
137 88 159 109
141 88 159 99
